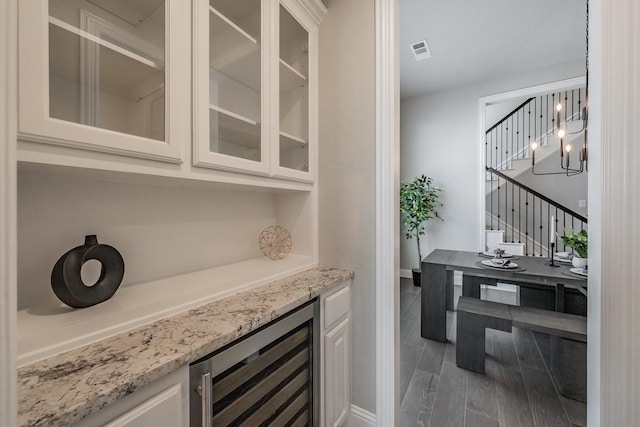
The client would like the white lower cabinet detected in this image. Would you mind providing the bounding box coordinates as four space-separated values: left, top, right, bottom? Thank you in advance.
324 317 350 427
72 367 189 427
321 281 351 427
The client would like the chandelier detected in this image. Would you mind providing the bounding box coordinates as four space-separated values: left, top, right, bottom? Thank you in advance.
531 0 588 176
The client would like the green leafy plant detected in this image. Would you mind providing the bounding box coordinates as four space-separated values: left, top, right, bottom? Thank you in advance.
559 229 588 258
400 175 443 272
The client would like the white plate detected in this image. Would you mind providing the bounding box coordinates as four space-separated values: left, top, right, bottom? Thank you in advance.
570 267 588 277
555 257 573 264
555 252 570 259
481 259 518 269
482 251 513 258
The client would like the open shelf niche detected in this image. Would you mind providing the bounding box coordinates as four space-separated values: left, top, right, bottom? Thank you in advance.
16 163 316 366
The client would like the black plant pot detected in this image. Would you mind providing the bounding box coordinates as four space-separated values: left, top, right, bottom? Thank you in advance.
412 270 421 287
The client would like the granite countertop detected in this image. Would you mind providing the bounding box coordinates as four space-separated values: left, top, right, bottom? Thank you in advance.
17 266 354 427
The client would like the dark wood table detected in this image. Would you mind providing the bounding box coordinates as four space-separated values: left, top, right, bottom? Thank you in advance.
421 249 587 342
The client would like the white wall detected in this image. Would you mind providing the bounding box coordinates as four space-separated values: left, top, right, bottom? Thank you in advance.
485 95 530 130
318 0 377 415
400 58 584 270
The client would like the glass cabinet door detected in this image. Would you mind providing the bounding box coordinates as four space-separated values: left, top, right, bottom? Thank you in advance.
48 0 166 141
194 0 269 174
278 4 311 177
19 0 187 162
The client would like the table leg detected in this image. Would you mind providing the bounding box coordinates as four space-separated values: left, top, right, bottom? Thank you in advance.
421 262 447 342
446 270 454 311
555 283 565 312
462 275 482 299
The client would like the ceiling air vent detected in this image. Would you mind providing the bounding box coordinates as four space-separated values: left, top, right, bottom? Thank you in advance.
411 39 432 61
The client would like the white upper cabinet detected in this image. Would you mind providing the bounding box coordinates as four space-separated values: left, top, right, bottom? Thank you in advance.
18 0 323 181
194 0 321 181
18 0 189 163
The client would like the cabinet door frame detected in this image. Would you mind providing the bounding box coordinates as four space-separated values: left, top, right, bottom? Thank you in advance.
18 0 188 163
270 0 318 183
192 0 271 176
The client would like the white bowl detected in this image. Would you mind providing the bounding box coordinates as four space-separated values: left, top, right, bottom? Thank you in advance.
572 256 588 268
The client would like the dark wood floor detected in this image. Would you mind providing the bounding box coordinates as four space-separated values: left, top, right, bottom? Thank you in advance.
399 278 587 427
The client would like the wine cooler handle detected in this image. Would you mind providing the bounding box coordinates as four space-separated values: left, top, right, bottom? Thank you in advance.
201 372 212 427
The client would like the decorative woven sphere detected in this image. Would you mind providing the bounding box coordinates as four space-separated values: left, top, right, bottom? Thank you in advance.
259 226 292 260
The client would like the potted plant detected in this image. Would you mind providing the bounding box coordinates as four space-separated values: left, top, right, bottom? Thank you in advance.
559 229 588 268
400 175 443 286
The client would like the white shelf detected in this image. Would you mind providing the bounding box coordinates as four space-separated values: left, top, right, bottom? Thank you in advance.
48 16 164 70
17 254 315 366
280 59 307 93
280 131 307 148
210 105 261 152
209 6 257 45
210 104 258 126
49 21 165 103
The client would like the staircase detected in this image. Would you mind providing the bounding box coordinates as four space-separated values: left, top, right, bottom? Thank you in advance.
484 88 588 256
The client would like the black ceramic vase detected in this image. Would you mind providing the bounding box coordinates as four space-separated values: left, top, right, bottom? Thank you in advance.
51 235 125 308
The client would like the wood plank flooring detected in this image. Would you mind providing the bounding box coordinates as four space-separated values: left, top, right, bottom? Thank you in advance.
399 278 586 427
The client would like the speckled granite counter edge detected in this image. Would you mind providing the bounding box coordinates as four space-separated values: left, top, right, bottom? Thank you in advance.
17 266 354 427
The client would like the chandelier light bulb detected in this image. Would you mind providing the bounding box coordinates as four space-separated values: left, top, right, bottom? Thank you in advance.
530 142 538 150
558 129 566 138
566 145 572 152
556 103 562 112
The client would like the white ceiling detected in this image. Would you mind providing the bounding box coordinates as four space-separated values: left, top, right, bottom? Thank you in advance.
400 0 587 99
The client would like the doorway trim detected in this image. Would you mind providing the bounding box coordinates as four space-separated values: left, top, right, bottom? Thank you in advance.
375 0 399 425
0 0 17 425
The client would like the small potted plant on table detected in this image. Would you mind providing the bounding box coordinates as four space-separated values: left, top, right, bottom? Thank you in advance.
400 175 443 286
559 229 588 268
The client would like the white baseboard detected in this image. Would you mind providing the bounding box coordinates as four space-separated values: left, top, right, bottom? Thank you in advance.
400 268 412 279
350 404 376 427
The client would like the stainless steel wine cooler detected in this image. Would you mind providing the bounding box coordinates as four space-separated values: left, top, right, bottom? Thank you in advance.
189 302 318 426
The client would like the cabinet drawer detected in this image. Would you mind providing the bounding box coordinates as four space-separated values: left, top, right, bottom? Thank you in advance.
104 384 183 427
324 285 350 330
72 367 188 427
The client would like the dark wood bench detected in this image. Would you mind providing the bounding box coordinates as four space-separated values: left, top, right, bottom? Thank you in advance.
456 296 587 402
